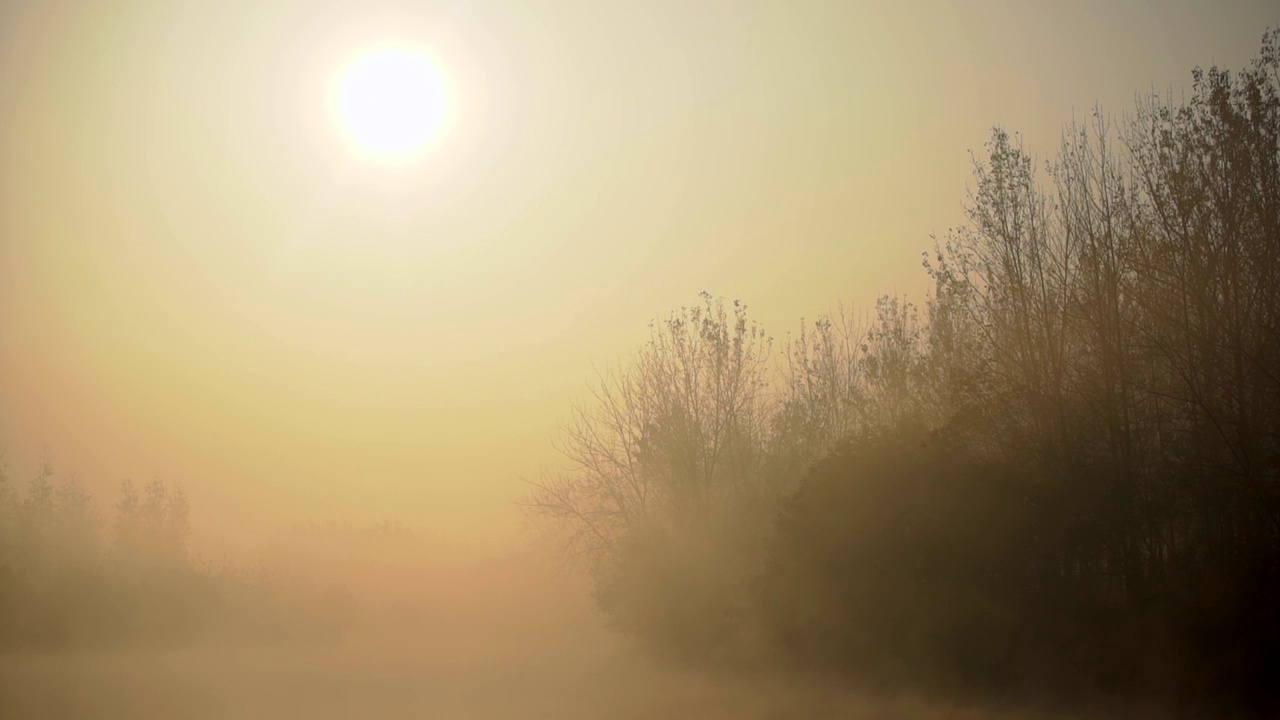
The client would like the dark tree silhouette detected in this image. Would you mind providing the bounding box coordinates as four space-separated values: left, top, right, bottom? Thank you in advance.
532 27 1280 718
761 28 1280 715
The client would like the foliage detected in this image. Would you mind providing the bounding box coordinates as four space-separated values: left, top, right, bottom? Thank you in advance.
766 29 1280 714
529 28 1280 716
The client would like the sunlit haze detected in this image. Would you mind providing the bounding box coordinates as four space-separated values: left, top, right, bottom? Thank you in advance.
2 0 1270 540
333 45 449 161
1 2 1278 715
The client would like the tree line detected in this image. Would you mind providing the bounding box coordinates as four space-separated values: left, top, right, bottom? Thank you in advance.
0 451 355 650
526 29 1280 716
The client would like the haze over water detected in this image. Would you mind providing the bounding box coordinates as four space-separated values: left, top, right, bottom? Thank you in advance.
1 1 1277 718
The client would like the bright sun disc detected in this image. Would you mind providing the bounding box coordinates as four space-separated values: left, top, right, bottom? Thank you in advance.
334 46 448 161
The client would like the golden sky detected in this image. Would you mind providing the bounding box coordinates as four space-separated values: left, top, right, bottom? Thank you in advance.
1 0 1274 540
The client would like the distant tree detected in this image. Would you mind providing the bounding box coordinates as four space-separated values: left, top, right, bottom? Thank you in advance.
137 479 190 565
51 473 96 563
0 450 14 549
22 451 56 531
116 478 140 553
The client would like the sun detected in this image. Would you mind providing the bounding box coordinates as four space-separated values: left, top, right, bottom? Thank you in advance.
332 46 449 162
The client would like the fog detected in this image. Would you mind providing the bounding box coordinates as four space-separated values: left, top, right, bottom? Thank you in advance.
0 517 1082 719
3 2 1279 719
0 647 1074 720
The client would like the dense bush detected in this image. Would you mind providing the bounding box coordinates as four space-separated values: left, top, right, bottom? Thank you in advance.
757 426 1038 688
758 423 1280 713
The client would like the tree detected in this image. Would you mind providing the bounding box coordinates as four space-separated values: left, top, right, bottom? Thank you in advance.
770 309 868 488
523 293 775 652
760 29 1280 712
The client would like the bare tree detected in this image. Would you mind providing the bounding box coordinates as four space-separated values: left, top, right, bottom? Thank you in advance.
523 293 774 569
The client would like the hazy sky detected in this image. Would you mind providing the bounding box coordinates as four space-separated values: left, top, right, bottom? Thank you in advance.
1 0 1275 540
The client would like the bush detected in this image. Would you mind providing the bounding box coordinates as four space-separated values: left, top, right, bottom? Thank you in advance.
756 425 1041 692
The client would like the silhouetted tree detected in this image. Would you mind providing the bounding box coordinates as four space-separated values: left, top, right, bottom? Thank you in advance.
528 27 1280 717
524 293 778 654
759 29 1280 715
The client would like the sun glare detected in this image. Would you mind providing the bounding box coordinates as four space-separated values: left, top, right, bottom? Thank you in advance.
333 46 448 162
